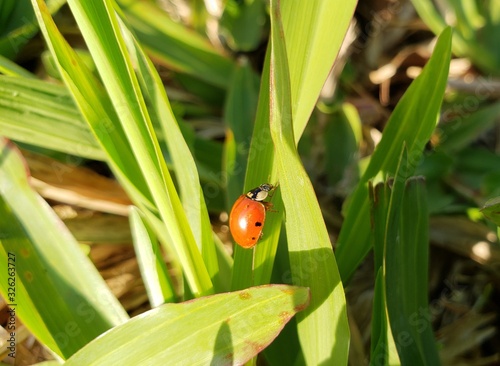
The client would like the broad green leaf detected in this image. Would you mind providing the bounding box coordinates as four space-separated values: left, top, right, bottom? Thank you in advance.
130 207 176 307
480 196 500 227
336 27 452 282
64 285 310 366
268 1 349 365
0 138 128 359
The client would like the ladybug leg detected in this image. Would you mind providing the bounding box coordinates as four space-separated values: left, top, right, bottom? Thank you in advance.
263 202 278 213
268 182 279 198
263 201 273 210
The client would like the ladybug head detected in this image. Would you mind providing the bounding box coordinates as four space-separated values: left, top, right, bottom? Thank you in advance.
246 183 275 201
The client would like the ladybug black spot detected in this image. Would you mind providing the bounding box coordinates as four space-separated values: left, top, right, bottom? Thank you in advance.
255 222 262 227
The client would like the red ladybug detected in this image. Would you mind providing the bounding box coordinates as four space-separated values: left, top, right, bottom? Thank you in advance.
229 183 275 249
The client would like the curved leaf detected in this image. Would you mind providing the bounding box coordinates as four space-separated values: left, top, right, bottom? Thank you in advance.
64 285 309 366
267 1 349 364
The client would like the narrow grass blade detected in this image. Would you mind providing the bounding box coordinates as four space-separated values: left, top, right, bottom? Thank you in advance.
386 177 440 364
369 146 410 366
370 269 391 366
281 0 357 140
0 75 223 183
324 103 362 187
121 24 219 290
223 60 260 209
116 0 235 89
213 233 233 292
0 138 128 359
336 27 452 282
31 0 153 208
268 1 349 364
130 207 176 307
64 0 213 296
64 285 310 366
0 55 36 78
31 0 213 296
0 75 104 161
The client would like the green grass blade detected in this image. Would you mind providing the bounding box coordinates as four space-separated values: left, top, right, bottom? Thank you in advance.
324 103 362 187
370 269 390 366
213 233 233 292
116 0 234 89
130 207 176 307
231 0 357 291
0 75 104 160
71 0 213 296
31 0 153 208
268 1 349 364
0 138 128 359
223 60 260 209
31 0 214 296
122 25 219 290
370 146 410 366
480 197 500 227
0 74 223 183
64 285 310 366
0 54 36 78
281 0 357 140
386 177 440 364
336 27 452 282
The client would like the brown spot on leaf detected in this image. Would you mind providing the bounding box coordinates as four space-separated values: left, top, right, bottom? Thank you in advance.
239 291 251 300
294 302 309 313
278 311 291 324
245 339 264 353
24 271 33 282
20 248 30 258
